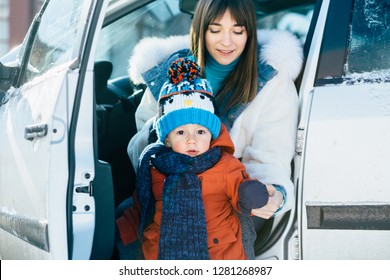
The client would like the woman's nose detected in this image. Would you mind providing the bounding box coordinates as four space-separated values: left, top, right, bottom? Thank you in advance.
221 31 232 46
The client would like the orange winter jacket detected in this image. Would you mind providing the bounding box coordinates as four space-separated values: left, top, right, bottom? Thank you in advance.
117 125 252 260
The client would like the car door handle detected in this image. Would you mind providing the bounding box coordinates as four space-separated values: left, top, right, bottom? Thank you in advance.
24 123 48 141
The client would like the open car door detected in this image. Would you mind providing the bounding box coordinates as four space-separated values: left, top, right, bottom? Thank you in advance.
0 0 111 259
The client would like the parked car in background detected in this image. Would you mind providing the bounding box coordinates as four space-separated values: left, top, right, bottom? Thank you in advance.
1 0 389 260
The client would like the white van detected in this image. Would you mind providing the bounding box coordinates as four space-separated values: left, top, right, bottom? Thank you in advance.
1 0 389 260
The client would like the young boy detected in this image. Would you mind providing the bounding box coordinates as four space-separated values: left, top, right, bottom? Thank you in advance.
116 58 269 260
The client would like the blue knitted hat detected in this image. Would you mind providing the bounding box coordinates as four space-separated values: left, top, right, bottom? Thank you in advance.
156 57 221 141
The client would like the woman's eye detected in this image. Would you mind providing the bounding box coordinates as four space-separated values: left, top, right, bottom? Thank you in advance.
208 28 220 34
233 27 245 35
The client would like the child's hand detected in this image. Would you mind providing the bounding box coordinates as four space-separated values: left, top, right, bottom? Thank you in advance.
238 180 269 215
251 185 284 219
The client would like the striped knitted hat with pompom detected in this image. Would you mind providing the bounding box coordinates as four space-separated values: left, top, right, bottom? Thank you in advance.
156 57 221 141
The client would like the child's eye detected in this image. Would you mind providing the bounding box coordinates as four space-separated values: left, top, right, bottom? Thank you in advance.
177 130 185 135
197 130 206 135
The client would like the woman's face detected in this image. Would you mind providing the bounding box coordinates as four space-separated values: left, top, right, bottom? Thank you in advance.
205 9 248 65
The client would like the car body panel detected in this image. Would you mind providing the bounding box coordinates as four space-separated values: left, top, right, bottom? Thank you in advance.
301 84 390 259
295 0 390 259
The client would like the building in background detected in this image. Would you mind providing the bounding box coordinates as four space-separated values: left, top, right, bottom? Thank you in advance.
0 0 9 56
0 0 44 57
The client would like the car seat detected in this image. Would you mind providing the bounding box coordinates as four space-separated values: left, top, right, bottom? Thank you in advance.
94 61 145 207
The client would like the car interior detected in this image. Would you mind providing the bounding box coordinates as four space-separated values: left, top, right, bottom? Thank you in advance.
94 60 145 206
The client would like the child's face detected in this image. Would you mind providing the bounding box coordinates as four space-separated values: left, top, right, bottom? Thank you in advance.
165 124 212 157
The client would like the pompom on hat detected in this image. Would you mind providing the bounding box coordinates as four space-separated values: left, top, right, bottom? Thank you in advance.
156 57 221 141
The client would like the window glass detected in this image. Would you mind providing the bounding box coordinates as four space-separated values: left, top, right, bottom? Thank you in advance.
346 0 390 75
24 0 93 83
96 0 192 79
256 5 314 43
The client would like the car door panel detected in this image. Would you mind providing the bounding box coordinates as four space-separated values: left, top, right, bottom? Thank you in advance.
0 0 99 259
0 66 70 259
297 0 390 260
67 0 113 259
301 84 390 259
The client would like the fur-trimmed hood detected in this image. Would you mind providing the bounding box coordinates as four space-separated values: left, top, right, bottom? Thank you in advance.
257 29 302 80
128 30 302 85
128 35 190 85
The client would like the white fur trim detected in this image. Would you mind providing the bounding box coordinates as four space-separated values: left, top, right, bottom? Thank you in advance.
258 29 303 80
128 35 190 84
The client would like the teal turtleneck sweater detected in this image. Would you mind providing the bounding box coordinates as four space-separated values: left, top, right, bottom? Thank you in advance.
204 53 239 96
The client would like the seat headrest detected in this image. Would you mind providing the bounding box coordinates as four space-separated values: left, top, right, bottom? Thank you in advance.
94 60 113 90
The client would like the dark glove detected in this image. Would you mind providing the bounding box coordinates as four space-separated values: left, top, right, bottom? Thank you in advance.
238 180 269 215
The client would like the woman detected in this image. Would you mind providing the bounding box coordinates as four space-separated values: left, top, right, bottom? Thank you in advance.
121 0 302 259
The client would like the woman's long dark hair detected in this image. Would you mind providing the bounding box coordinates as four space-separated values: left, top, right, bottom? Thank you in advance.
190 0 258 110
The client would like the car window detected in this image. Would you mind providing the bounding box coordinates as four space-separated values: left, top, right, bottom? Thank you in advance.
346 0 390 75
95 0 192 79
23 0 93 83
256 5 314 43
95 0 314 80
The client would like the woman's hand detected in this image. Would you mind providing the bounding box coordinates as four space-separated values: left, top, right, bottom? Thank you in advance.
251 184 284 219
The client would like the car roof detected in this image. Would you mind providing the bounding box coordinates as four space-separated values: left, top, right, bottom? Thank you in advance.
104 0 316 26
180 0 316 16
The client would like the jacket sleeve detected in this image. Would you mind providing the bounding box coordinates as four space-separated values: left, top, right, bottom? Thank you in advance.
224 156 268 214
116 195 141 245
230 73 299 216
135 88 158 131
127 117 155 171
